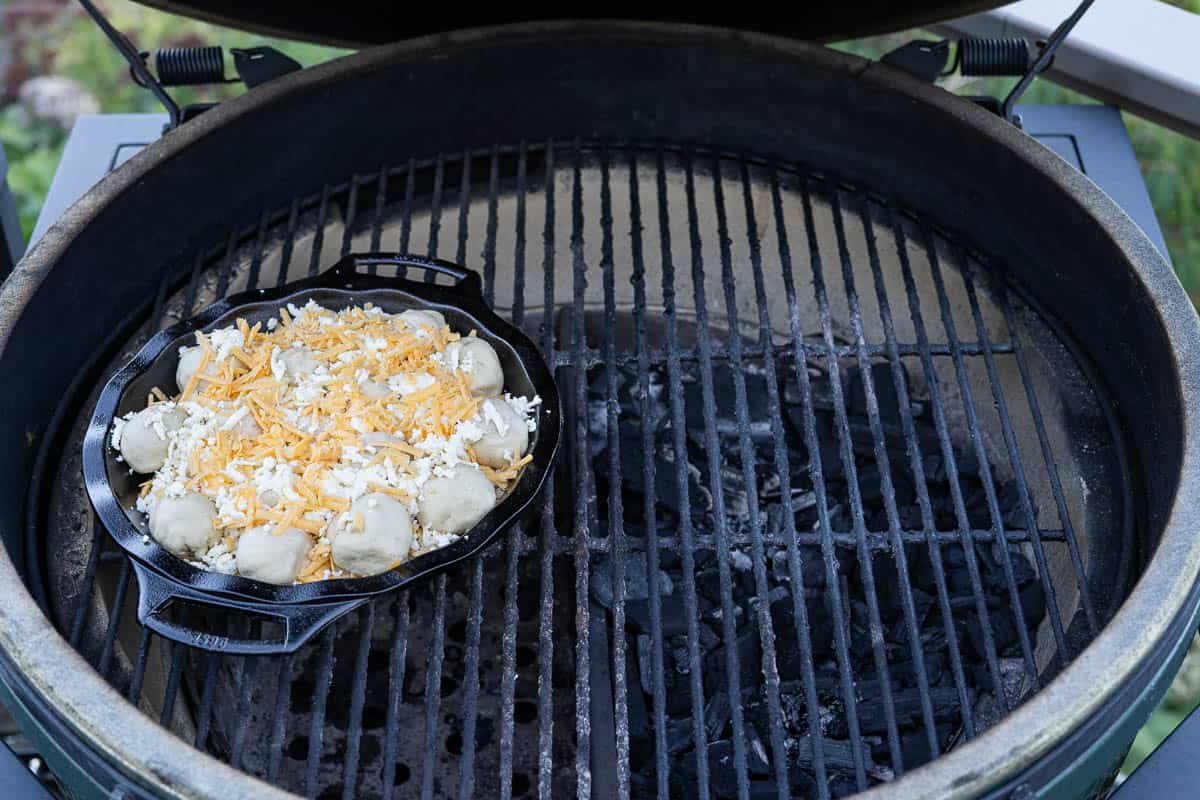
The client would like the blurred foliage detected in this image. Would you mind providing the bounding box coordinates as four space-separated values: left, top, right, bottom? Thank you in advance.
1 0 347 238
0 0 1198 782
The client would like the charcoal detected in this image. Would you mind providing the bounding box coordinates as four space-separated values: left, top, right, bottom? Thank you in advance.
705 690 732 741
748 779 782 800
707 740 740 798
590 345 1050 792
695 569 724 606
666 718 695 754
794 735 872 774
847 363 907 428
665 676 693 717
590 554 674 610
636 634 654 693
900 723 956 769
626 596 688 637
626 656 652 756
746 725 773 776
704 629 761 694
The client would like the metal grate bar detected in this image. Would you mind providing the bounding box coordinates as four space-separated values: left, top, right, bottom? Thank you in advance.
888 205 1011 713
341 604 376 800
457 142 501 800
419 575 448 800
826 186 912 772
126 627 151 703
455 148 472 266
924 231 1043 683
456 559 485 799
193 651 220 749
305 624 338 798
497 141 529 800
997 284 1099 635
512 142 529 329
596 146 632 800
307 185 331 278
97 558 132 679
398 157 417 256
276 198 302 288
857 195 955 755
341 174 361 256
370 163 389 253
711 155 792 798
483 145 500 304
683 149 754 799
792 175 870 790
229 655 258 771
959 263 1078 645
535 139 558 800
569 140 594 800
762 166 832 797
379 591 411 800
158 633 187 728
427 153 444 265
246 208 270 289
656 146 712 800
215 227 238 296
266 655 294 783
627 146 671 800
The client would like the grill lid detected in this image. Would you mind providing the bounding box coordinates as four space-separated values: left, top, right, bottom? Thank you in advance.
126 3 1016 47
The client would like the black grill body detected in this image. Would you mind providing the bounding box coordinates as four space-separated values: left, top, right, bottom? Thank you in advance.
0 23 1196 800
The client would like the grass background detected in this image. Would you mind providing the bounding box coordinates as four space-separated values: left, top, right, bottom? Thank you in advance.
1 0 1198 785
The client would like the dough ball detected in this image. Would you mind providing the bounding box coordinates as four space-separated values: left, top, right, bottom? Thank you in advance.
119 406 187 473
473 399 530 468
361 379 390 400
445 338 504 398
280 347 319 379
175 346 217 394
236 527 310 585
332 493 414 576
399 309 445 331
225 409 261 438
418 465 497 534
150 493 219 559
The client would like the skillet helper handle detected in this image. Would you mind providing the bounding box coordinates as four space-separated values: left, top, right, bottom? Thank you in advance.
330 252 484 296
130 560 365 655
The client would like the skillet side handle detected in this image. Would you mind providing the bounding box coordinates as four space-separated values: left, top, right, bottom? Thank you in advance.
131 560 365 655
331 252 485 297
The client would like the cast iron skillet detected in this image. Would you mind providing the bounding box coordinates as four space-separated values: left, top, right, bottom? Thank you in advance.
82 254 560 655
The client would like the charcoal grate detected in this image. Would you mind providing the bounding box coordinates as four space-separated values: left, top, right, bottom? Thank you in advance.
35 141 1130 799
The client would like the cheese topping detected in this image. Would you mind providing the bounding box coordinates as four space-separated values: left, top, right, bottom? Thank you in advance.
119 300 538 582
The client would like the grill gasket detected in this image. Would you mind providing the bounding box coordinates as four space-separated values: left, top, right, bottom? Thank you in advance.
30 140 1131 799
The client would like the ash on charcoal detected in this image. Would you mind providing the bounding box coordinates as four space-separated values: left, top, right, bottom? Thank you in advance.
586 354 1050 799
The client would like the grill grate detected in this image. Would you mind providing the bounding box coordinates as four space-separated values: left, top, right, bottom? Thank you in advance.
35 141 1126 799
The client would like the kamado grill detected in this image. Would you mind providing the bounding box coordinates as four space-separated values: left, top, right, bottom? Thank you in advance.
1 3 1199 799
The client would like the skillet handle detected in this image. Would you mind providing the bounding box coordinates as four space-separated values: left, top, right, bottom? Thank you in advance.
130 560 365 655
330 252 485 296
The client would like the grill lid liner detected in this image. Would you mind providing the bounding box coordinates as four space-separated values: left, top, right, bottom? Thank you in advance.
124 3 1015 47
81 253 562 655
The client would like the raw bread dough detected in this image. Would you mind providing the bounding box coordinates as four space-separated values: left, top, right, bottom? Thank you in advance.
418 465 496 534
236 527 310 584
175 346 217 393
332 492 414 575
444 337 504 398
119 406 188 473
150 493 219 558
473 399 529 468
399 309 445 331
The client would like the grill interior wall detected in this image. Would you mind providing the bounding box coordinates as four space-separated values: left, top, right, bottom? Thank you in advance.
41 143 1126 799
